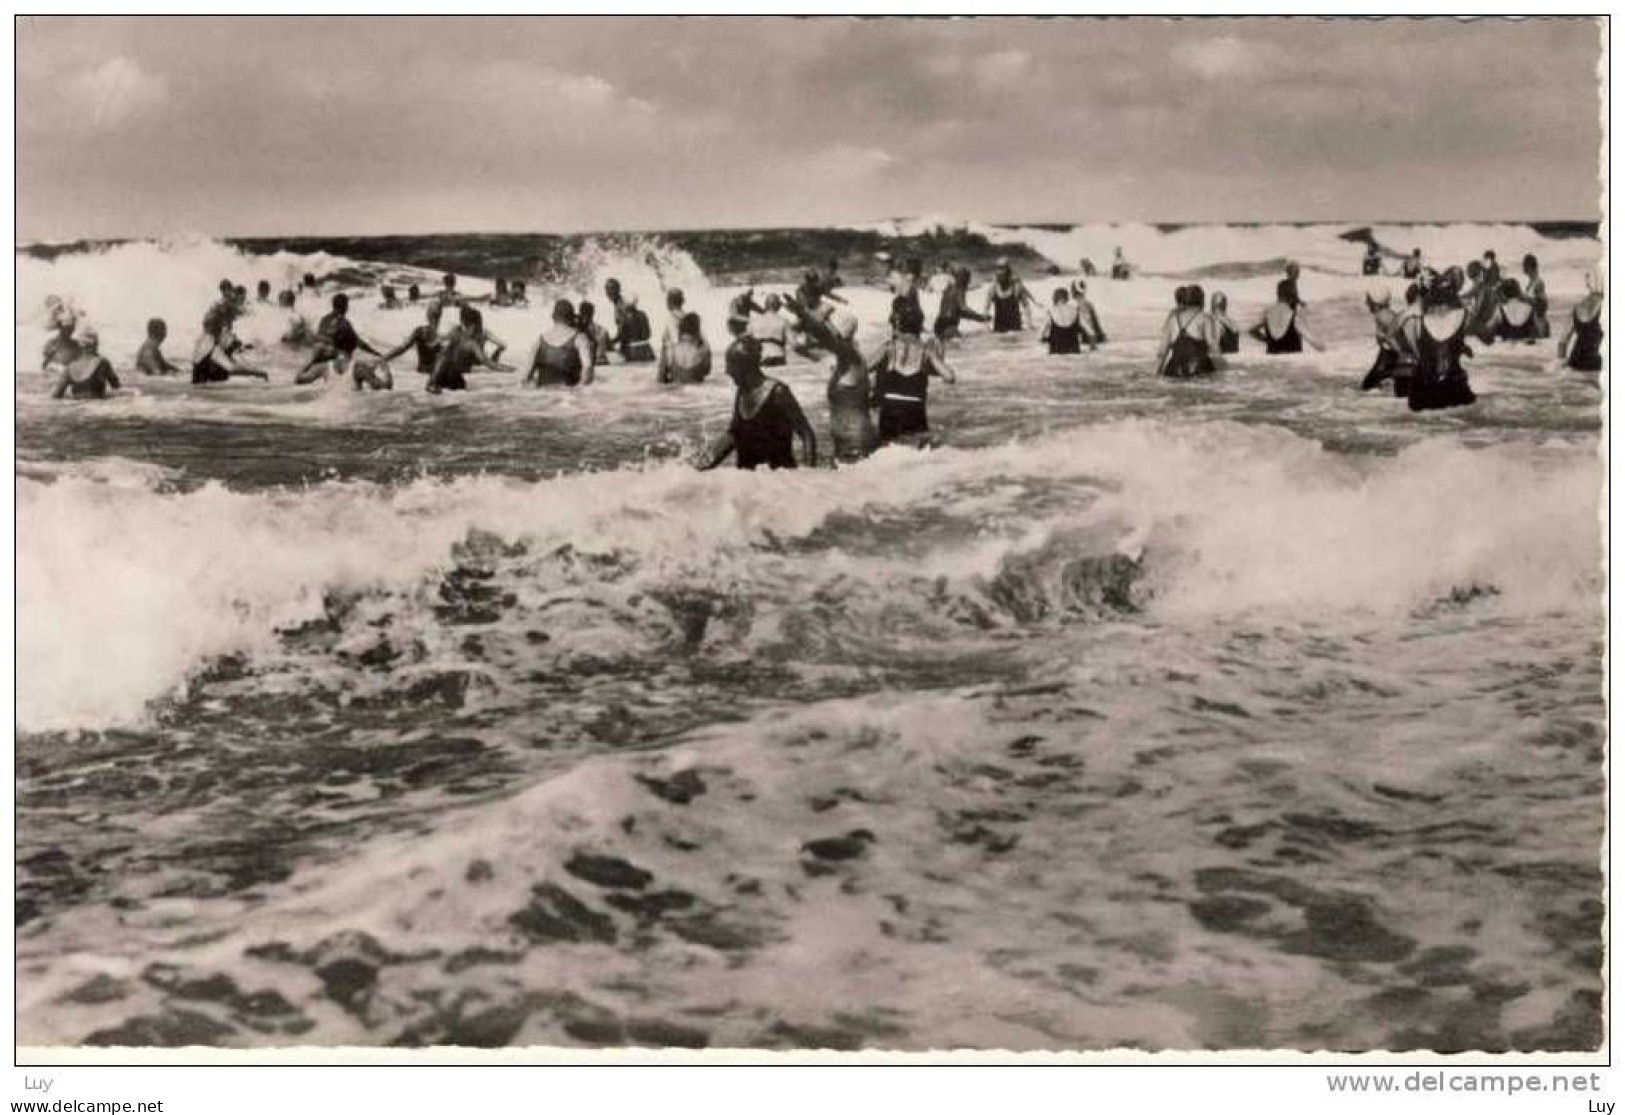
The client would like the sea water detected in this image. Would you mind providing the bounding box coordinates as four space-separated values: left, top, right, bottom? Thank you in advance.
14 222 1605 1051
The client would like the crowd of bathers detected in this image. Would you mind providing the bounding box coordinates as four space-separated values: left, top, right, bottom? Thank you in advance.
35 240 1604 464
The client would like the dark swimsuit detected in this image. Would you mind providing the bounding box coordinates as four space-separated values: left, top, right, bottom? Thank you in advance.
1494 303 1540 343
1362 255 1382 276
1409 315 1476 412
1217 322 1239 355
412 327 444 373
1046 313 1084 355
1261 308 1303 354
989 285 1023 333
828 378 877 462
730 381 800 470
1161 313 1215 379
1569 305 1604 372
872 346 934 442
532 333 584 387
617 306 655 363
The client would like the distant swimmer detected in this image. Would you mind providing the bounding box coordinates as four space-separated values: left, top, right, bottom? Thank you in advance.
872 296 957 447
1070 279 1107 344
524 299 597 388
1041 288 1090 355
1402 274 1477 412
661 312 712 385
191 306 269 385
1155 285 1219 379
1521 254 1550 337
749 294 791 367
407 283 422 305
1209 292 1240 354
427 306 509 393
785 294 875 462
890 258 926 315
933 266 987 341
1282 261 1304 305
378 301 448 374
297 294 393 390
1488 280 1541 344
50 327 121 400
1361 242 1383 276
510 281 530 308
576 301 613 365
1079 257 1098 278
1110 247 1132 281
983 260 1038 333
380 284 402 310
1400 250 1423 279
1557 269 1604 373
697 336 818 471
492 278 513 308
1359 290 1412 395
256 279 272 304
136 318 185 376
1250 280 1324 354
430 272 489 311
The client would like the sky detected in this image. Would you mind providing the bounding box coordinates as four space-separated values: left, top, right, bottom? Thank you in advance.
16 16 1605 240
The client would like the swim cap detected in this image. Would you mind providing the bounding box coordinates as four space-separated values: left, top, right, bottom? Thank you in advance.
78 325 99 347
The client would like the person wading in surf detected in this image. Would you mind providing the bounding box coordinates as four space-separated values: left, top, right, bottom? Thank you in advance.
697 336 818 470
784 292 876 462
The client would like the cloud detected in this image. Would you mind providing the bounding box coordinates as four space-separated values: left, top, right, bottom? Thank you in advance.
1174 36 1255 80
70 56 168 129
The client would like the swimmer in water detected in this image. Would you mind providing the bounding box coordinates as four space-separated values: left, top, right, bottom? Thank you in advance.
1402 273 1477 411
697 336 818 471
872 295 957 447
524 299 596 387
510 280 530 308
50 327 121 400
817 257 848 304
983 260 1038 333
1521 254 1550 338
1041 288 1089 355
1209 292 1240 355
1489 279 1541 344
492 278 512 308
784 293 876 462
1155 285 1220 379
428 306 509 393
42 302 82 376
1557 268 1604 373
1070 278 1107 344
1250 280 1323 354
661 312 712 385
191 305 269 384
297 293 392 390
1110 247 1132 280
278 290 315 346
1400 248 1423 279
378 301 449 375
658 288 687 378
750 294 791 367
256 279 272 303
136 318 185 376
576 301 613 366
933 266 987 342
1359 290 1410 394
1361 242 1383 276
408 283 421 304
380 284 402 310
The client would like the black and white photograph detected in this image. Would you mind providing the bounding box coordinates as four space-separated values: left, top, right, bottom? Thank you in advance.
11 12 1609 1083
